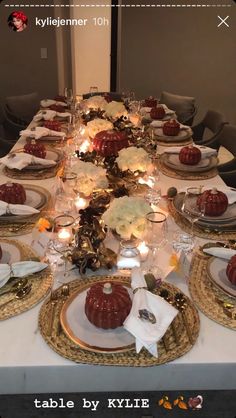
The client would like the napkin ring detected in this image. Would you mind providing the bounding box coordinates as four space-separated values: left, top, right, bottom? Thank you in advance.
9 263 14 278
6 204 11 215
139 309 156 324
133 286 148 294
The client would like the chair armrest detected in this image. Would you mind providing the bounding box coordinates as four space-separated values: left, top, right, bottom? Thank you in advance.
219 170 236 188
192 122 205 141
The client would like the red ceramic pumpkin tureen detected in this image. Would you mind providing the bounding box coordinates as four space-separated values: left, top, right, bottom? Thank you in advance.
150 105 165 120
196 188 228 216
24 140 46 159
0 183 26 205
226 255 236 286
93 130 129 157
179 145 201 165
85 282 132 329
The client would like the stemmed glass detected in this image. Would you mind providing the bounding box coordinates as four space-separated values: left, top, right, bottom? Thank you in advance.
64 87 73 109
144 211 167 278
52 215 75 281
89 86 98 96
181 186 205 235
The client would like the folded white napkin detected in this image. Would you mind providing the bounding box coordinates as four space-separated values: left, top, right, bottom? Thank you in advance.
33 110 57 122
180 186 236 205
0 261 48 289
123 267 178 357
0 200 39 216
40 99 67 108
203 247 236 260
0 152 56 170
164 144 217 158
20 127 65 139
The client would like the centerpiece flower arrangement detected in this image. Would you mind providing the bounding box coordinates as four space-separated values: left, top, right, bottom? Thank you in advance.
102 196 152 239
73 160 109 196
116 146 152 173
86 118 113 139
85 95 108 110
105 101 128 120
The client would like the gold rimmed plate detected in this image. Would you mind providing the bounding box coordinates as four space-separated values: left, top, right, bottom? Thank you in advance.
153 127 192 142
206 257 236 298
162 153 218 173
60 280 135 353
0 184 50 222
11 148 63 170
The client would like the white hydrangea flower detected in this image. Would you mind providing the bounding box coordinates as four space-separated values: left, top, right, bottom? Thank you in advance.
102 196 152 239
116 146 152 173
85 95 108 110
87 118 113 139
73 160 108 196
105 101 128 119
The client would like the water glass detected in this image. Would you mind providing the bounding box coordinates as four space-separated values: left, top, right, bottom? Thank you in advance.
89 86 98 96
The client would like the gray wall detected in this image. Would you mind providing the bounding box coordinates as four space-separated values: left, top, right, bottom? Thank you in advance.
118 4 236 123
0 1 58 103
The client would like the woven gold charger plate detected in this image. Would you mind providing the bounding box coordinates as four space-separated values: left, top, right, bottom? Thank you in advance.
155 138 192 147
0 239 53 320
39 276 200 367
0 185 51 237
3 162 63 180
157 156 218 180
189 250 236 330
168 200 236 240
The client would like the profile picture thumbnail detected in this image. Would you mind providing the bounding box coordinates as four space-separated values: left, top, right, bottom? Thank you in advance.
8 11 28 32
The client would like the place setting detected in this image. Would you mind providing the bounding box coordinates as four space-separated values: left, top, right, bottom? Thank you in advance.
189 242 236 330
158 144 218 180
140 101 177 123
150 119 193 146
0 140 64 180
169 185 236 240
0 239 53 321
39 267 199 367
0 182 51 236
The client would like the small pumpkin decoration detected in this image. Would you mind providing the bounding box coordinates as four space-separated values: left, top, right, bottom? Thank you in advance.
85 282 132 329
24 140 46 159
150 105 165 120
0 182 26 205
93 129 129 157
226 255 236 286
145 96 157 108
179 145 201 165
196 187 228 216
163 119 181 136
43 120 62 131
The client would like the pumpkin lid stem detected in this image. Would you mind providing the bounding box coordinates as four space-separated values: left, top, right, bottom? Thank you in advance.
103 282 112 294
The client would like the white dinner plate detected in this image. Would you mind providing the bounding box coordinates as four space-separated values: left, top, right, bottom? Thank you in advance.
162 153 218 173
207 257 236 298
60 281 135 353
154 127 192 142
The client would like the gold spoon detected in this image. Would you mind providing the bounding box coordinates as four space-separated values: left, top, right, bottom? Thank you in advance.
0 285 32 309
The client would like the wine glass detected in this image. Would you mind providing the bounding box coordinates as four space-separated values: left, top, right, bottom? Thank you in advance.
181 186 205 233
144 211 167 278
89 86 98 96
64 87 73 108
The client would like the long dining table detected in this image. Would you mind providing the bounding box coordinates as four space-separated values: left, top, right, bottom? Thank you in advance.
0 115 235 395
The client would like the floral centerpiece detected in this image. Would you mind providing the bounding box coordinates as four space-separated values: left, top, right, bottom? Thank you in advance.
105 101 128 120
116 146 152 173
86 118 113 139
102 196 152 239
85 95 108 110
73 160 108 196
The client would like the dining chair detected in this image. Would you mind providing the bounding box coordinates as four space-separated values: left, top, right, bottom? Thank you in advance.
0 136 14 157
160 91 197 125
5 91 39 125
192 110 227 145
83 92 122 101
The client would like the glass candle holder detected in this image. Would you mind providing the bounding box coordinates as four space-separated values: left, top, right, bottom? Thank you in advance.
53 215 75 253
117 239 141 269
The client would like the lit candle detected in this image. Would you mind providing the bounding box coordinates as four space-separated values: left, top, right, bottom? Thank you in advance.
75 196 87 210
137 241 149 261
79 139 90 153
58 228 71 242
138 176 154 188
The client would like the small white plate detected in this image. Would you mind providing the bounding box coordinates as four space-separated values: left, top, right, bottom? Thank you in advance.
207 257 236 298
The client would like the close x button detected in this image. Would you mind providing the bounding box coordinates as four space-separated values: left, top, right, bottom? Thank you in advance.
217 15 230 27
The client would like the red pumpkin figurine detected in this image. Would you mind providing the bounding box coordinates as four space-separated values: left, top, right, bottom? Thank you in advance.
85 282 132 329
145 96 157 108
93 129 129 157
163 119 181 136
196 188 228 216
0 183 26 205
179 145 201 165
24 140 46 159
226 255 236 286
150 105 165 120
